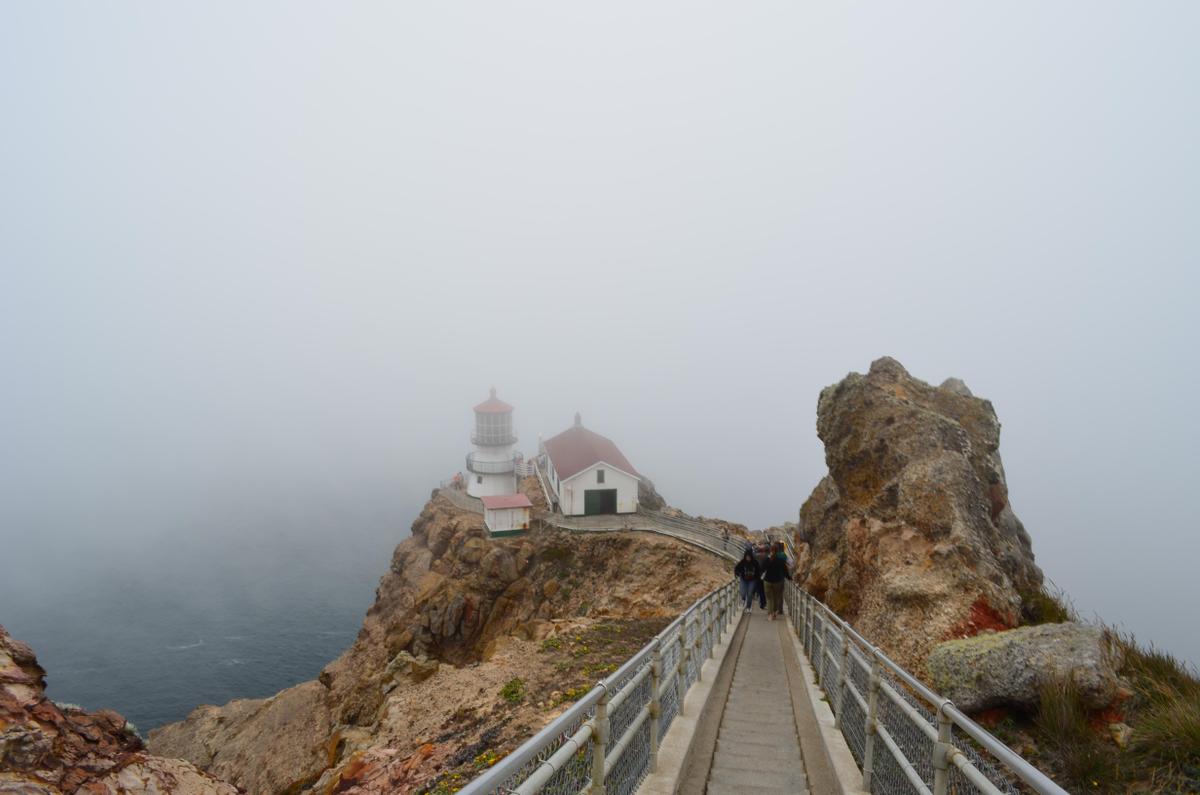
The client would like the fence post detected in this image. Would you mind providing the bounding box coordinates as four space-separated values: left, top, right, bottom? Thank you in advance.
863 651 880 791
835 629 849 727
591 684 609 795
694 605 705 680
675 620 688 716
933 702 953 795
649 639 662 773
708 597 717 658
803 596 812 656
813 611 824 687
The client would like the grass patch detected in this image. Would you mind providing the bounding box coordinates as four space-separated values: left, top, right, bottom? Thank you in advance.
1003 627 1200 793
1019 585 1076 625
1035 677 1122 789
499 678 526 704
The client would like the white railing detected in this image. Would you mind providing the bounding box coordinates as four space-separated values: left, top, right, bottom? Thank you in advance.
457 581 739 795
785 582 1068 795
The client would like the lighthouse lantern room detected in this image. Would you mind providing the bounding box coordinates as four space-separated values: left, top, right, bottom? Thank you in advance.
466 388 518 498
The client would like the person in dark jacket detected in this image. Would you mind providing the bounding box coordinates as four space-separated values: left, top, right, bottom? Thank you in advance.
753 543 769 609
763 541 790 620
734 550 760 613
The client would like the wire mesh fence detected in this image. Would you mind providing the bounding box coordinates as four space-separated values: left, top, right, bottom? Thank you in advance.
459 581 737 795
785 581 1067 795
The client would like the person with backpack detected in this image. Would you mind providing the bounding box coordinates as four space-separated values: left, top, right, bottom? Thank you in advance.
734 550 760 613
763 541 790 621
753 542 769 610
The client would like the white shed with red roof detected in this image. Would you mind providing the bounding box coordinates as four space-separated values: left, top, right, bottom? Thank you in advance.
541 413 640 516
481 493 532 536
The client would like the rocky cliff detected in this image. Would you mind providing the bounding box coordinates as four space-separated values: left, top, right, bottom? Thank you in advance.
795 358 1044 670
0 624 236 794
148 493 728 795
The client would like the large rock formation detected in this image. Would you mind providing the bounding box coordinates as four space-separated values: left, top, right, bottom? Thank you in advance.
795 358 1043 670
148 493 728 794
0 624 235 794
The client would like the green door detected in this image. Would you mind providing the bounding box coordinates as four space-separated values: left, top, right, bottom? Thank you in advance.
584 489 618 515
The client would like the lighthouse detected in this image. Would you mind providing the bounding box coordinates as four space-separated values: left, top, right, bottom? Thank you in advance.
466 388 518 498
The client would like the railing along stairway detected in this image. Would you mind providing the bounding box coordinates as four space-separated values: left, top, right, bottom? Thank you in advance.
455 502 1069 795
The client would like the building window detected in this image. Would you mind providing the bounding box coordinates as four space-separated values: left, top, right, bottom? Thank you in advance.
597 469 605 484
477 475 483 484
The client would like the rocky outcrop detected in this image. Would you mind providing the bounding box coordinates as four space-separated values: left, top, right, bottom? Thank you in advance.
0 624 235 794
637 477 666 511
927 623 1123 712
149 492 728 795
795 358 1044 670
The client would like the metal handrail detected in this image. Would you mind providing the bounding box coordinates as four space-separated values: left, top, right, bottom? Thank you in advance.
459 580 738 795
466 452 517 474
786 581 1069 795
471 431 518 446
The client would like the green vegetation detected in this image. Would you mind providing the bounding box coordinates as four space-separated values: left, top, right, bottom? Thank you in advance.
1123 641 1200 775
421 772 465 795
1019 585 1076 626
472 749 501 770
1009 631 1200 793
540 637 562 652
499 677 526 704
1035 677 1121 788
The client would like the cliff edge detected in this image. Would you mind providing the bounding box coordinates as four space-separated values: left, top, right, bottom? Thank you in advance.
0 624 236 794
148 493 728 794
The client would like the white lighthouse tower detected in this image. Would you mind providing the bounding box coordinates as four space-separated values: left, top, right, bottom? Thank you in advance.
466 388 518 498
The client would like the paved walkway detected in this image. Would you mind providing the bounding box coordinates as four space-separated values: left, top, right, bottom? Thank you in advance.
706 611 809 794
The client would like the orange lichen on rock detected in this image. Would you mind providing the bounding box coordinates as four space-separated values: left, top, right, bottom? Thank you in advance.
946 597 1015 640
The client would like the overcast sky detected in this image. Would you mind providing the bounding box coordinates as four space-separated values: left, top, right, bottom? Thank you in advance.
2 3 1198 664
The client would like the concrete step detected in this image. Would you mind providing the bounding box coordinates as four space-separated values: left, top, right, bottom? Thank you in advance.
713 749 804 775
706 783 804 795
718 720 796 738
709 766 808 791
723 700 795 715
720 706 796 715
716 736 800 757
719 714 796 730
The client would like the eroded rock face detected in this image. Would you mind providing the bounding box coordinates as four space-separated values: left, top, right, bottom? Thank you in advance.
795 358 1043 670
148 492 729 795
927 623 1123 712
0 625 234 794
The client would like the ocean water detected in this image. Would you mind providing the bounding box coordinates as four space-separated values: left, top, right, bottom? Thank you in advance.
1 522 406 732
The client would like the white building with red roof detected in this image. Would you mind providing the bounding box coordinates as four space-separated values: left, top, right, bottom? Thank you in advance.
466 388 519 498
480 493 533 536
541 413 640 516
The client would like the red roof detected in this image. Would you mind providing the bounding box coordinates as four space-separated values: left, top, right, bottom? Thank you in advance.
474 388 513 414
543 420 639 481
481 494 533 510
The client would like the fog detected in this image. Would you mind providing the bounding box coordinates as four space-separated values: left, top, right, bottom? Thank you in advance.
3 0 1198 698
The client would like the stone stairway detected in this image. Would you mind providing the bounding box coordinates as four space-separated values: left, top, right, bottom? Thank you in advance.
706 612 808 794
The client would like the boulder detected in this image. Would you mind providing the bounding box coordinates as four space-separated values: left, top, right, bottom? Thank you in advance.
637 477 666 511
926 623 1123 712
383 651 439 686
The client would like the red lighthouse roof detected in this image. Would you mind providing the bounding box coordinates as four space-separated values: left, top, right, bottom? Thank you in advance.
474 387 513 414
